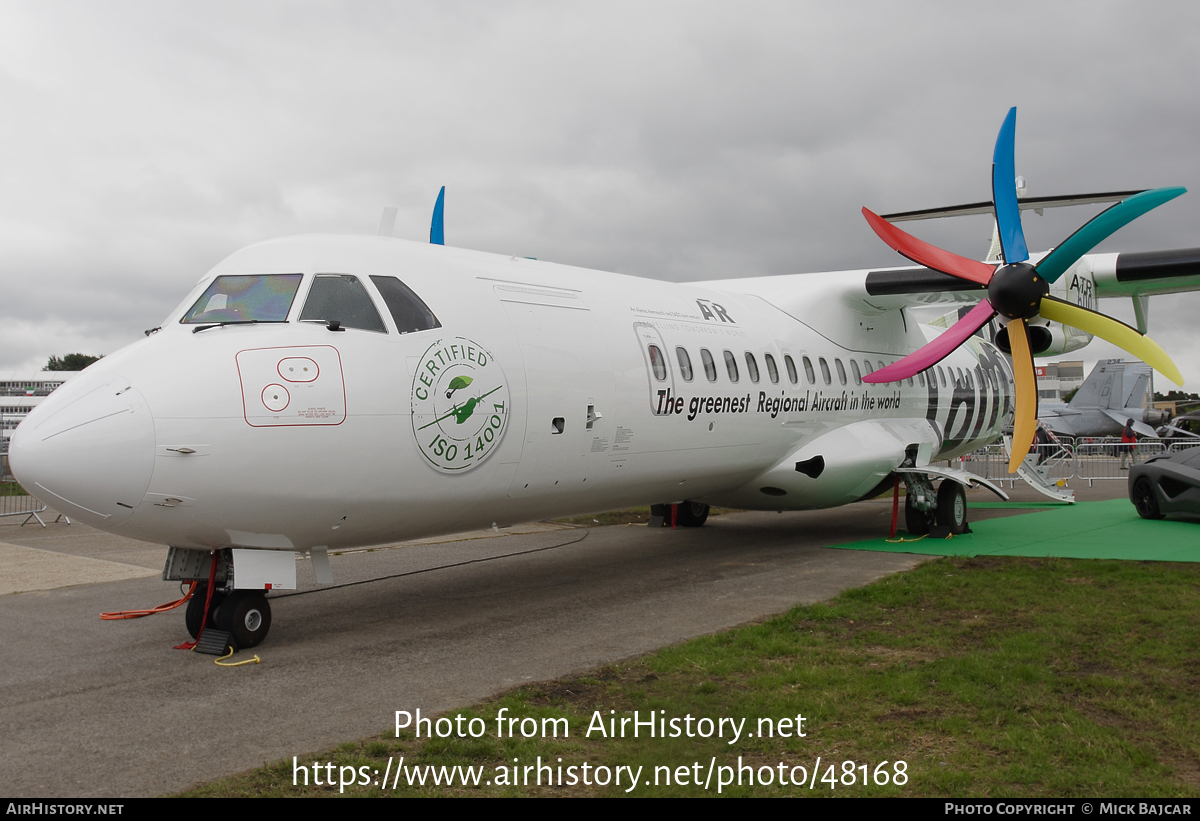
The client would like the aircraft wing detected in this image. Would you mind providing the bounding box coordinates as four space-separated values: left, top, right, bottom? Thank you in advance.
859 246 1200 303
1085 248 1200 298
699 266 985 320
702 246 1200 326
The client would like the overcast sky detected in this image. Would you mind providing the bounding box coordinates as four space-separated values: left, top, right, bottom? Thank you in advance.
3 1 1199 389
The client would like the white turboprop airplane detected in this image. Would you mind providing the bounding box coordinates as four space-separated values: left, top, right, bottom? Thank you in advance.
9 109 1200 649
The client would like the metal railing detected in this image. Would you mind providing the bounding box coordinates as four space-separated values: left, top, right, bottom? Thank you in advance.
0 445 51 526
958 436 1200 487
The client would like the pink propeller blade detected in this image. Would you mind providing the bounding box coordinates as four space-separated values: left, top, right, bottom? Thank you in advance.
863 300 996 384
862 208 995 286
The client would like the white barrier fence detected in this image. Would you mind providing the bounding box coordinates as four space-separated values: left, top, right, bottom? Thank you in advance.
0 446 50 526
958 437 1200 487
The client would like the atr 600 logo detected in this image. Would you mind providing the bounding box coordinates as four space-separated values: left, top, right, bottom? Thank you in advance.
411 338 509 473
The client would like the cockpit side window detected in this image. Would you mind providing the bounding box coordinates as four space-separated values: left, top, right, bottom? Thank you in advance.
300 274 387 332
369 276 441 333
181 274 302 324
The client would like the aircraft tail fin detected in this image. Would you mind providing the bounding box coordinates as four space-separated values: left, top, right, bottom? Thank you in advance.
1122 363 1153 409
1068 359 1125 410
430 186 445 245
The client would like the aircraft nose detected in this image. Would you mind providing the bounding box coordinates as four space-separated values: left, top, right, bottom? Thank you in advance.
9 372 155 527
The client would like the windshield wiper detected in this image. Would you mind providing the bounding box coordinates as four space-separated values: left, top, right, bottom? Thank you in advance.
191 320 288 334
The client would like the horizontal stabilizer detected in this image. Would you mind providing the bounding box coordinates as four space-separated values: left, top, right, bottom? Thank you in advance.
882 191 1145 222
1101 409 1158 438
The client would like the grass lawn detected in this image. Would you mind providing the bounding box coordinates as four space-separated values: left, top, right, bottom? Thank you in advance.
181 554 1200 797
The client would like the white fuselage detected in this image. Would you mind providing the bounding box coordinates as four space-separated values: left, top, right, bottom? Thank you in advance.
10 235 1014 552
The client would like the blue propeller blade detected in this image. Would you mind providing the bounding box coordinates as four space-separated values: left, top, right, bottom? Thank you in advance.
430 186 445 245
1035 187 1187 283
992 107 1028 264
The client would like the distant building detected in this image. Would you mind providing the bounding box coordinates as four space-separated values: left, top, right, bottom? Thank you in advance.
0 371 80 441
1034 360 1084 402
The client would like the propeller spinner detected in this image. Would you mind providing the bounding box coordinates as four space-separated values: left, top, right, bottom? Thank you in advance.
862 107 1185 472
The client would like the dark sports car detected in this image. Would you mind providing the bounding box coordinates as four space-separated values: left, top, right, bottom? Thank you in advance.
1129 446 1200 520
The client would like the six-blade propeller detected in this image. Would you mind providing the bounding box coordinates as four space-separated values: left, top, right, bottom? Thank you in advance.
862 107 1185 472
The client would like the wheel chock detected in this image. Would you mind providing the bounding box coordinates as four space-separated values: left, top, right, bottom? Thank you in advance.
195 629 234 655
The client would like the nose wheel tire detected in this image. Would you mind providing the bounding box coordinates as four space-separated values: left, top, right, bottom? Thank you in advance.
184 585 226 640
213 591 272 648
936 481 968 535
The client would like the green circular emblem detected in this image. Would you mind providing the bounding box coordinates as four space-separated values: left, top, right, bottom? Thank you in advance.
411 337 510 472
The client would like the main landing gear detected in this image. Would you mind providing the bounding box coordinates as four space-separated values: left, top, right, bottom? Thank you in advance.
902 475 968 537
649 501 711 528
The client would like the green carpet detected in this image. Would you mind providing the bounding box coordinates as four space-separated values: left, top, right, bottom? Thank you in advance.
835 499 1200 562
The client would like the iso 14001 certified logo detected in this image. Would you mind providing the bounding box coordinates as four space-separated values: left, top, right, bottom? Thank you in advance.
411 337 509 472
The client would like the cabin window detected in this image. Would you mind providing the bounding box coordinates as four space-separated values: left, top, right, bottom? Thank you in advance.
182 274 302 324
369 276 440 333
918 372 926 387
300 274 387 332
937 366 947 387
907 376 914 387
784 355 798 384
818 357 831 385
863 360 874 376
701 348 718 382
745 352 760 383
723 350 739 382
764 353 779 384
648 345 668 381
850 359 862 385
835 358 846 385
676 347 694 382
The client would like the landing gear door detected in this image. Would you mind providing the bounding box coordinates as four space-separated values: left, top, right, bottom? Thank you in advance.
634 322 674 416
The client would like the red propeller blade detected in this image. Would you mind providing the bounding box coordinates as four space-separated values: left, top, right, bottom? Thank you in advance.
862 208 995 286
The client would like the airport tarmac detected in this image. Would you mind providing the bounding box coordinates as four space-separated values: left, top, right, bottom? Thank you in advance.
0 481 1127 797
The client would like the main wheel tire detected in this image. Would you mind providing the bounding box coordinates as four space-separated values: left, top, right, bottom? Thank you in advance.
676 502 710 527
1132 477 1163 520
214 591 272 648
936 481 968 535
904 494 930 535
184 584 225 639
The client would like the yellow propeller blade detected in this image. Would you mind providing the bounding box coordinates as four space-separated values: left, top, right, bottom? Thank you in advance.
1038 297 1184 387
1007 318 1038 473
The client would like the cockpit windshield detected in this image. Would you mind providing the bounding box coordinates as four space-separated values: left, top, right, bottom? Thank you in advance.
181 274 303 324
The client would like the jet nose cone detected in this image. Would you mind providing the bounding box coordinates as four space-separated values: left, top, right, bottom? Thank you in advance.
10 372 155 527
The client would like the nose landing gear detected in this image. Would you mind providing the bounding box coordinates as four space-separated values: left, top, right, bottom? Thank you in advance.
168 546 278 650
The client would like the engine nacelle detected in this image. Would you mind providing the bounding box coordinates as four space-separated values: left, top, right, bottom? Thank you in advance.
1144 407 1170 427
990 263 1096 357
993 320 1089 357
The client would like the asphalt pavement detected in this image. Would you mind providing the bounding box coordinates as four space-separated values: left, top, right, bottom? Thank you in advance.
0 480 1128 797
